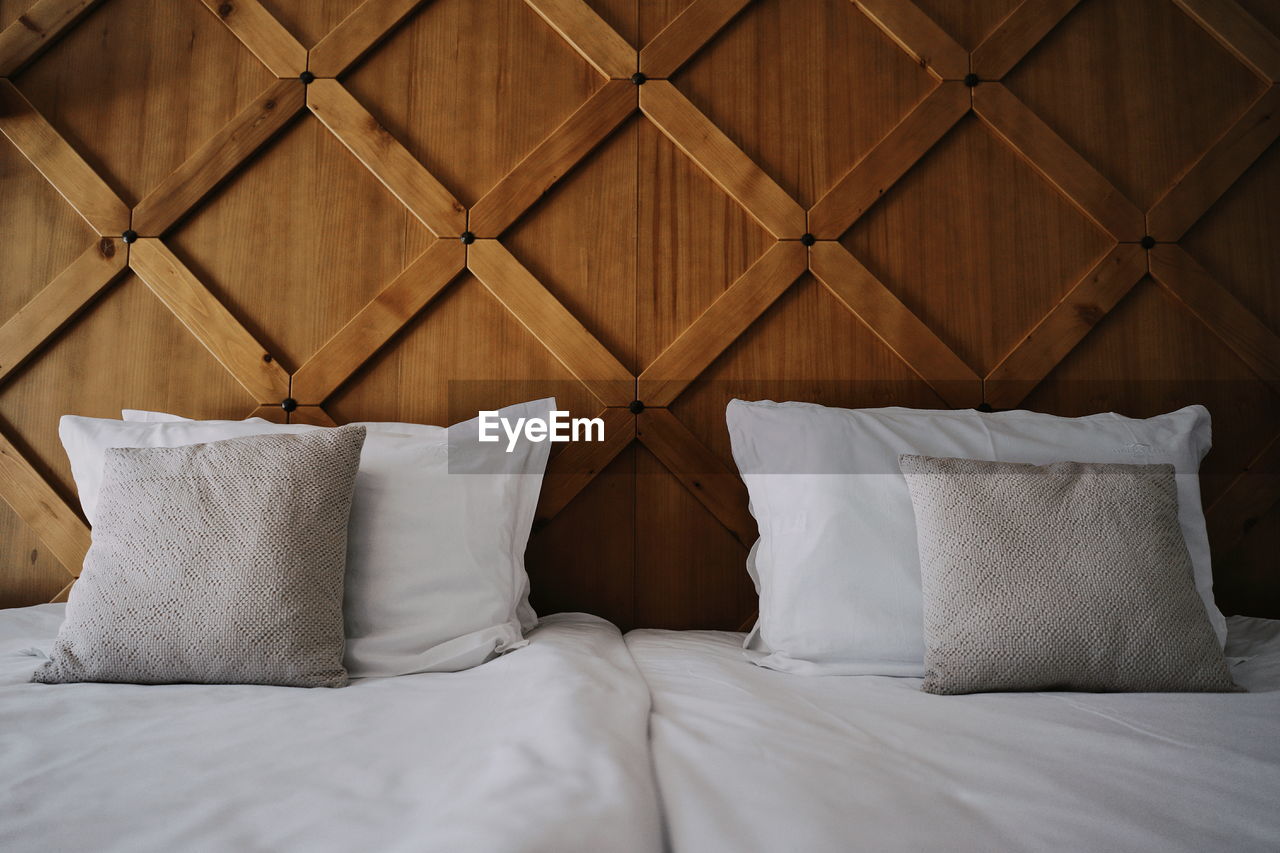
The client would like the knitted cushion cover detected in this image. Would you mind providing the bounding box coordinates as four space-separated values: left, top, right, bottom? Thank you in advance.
898 454 1237 695
33 425 366 687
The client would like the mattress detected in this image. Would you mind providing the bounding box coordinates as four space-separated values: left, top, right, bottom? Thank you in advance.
626 617 1280 853
0 606 662 853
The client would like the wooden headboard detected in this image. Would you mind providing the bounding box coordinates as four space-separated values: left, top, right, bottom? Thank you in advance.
1 0 1276 629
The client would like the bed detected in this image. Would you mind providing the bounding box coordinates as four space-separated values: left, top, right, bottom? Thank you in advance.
0 607 662 853
626 617 1280 853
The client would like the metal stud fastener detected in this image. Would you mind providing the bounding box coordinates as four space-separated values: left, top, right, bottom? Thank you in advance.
628 400 645 414
281 397 298 412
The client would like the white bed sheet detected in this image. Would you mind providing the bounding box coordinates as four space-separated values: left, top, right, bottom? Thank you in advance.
627 617 1280 853
0 606 662 853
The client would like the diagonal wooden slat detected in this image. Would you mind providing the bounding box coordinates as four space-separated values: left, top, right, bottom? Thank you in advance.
1147 86 1280 242
535 407 634 523
986 243 1147 409
307 79 466 238
50 577 75 603
0 429 90 577
290 406 338 427
247 404 288 423
292 239 466 403
1173 0 1280 83
971 0 1082 80
1150 245 1280 396
639 242 807 406
198 0 307 78
639 0 751 78
853 0 968 80
1206 430 1280 556
636 407 756 547
468 240 634 407
640 80 805 238
523 0 635 79
809 82 969 238
133 79 305 236
129 239 291 402
308 0 427 77
0 238 125 384
0 80 130 235
470 80 635 237
0 0 99 76
809 241 981 407
974 83 1145 241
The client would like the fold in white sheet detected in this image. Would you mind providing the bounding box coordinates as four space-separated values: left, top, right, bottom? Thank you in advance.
627 616 1280 853
0 607 661 853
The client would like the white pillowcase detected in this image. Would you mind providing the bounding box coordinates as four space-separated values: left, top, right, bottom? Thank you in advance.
726 400 1225 676
61 399 555 676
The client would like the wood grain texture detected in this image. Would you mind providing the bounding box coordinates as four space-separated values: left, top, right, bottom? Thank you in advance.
308 0 425 76
1148 86 1280 241
809 81 969 238
971 0 1082 79
470 79 635 237
292 239 465 403
535 406 634 521
974 82 1145 241
524 0 635 78
0 0 98 75
129 239 291 402
1173 0 1280 82
0 238 125 383
640 241 806 405
199 0 307 77
0 428 89 577
810 241 981 407
640 80 804 237
0 80 129 234
307 79 465 237
986 243 1147 408
639 0 749 77
467 240 633 406
854 0 968 79
133 79 305 236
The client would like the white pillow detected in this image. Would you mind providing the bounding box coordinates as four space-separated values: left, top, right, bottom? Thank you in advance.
61 399 555 676
726 400 1225 676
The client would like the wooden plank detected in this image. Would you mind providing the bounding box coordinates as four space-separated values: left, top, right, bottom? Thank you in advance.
639 0 750 78
290 406 338 426
128 239 291 402
0 80 130 235
636 407 755 547
0 0 100 76
292 239 465 403
523 0 635 79
1174 0 1280 82
1206 431 1280 555
246 404 288 423
986 244 1147 409
198 0 307 78
640 80 805 238
853 0 968 80
308 0 427 77
307 79 466 238
467 240 634 407
809 82 969 238
470 80 635 236
971 0 1082 79
809 241 981 407
1150 245 1280 396
639 242 806 405
0 429 90 577
535 407 634 522
132 79 304 236
974 83 1145 241
0 238 125 384
1148 87 1280 241
50 577 75 603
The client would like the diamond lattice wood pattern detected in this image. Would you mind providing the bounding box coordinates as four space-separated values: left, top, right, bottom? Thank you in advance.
0 0 1276 627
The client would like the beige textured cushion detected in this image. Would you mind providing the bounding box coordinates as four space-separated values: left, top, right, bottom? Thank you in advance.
33 426 366 687
898 454 1237 695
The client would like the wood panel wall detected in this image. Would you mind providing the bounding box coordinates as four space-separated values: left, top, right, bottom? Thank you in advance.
1 0 1277 629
